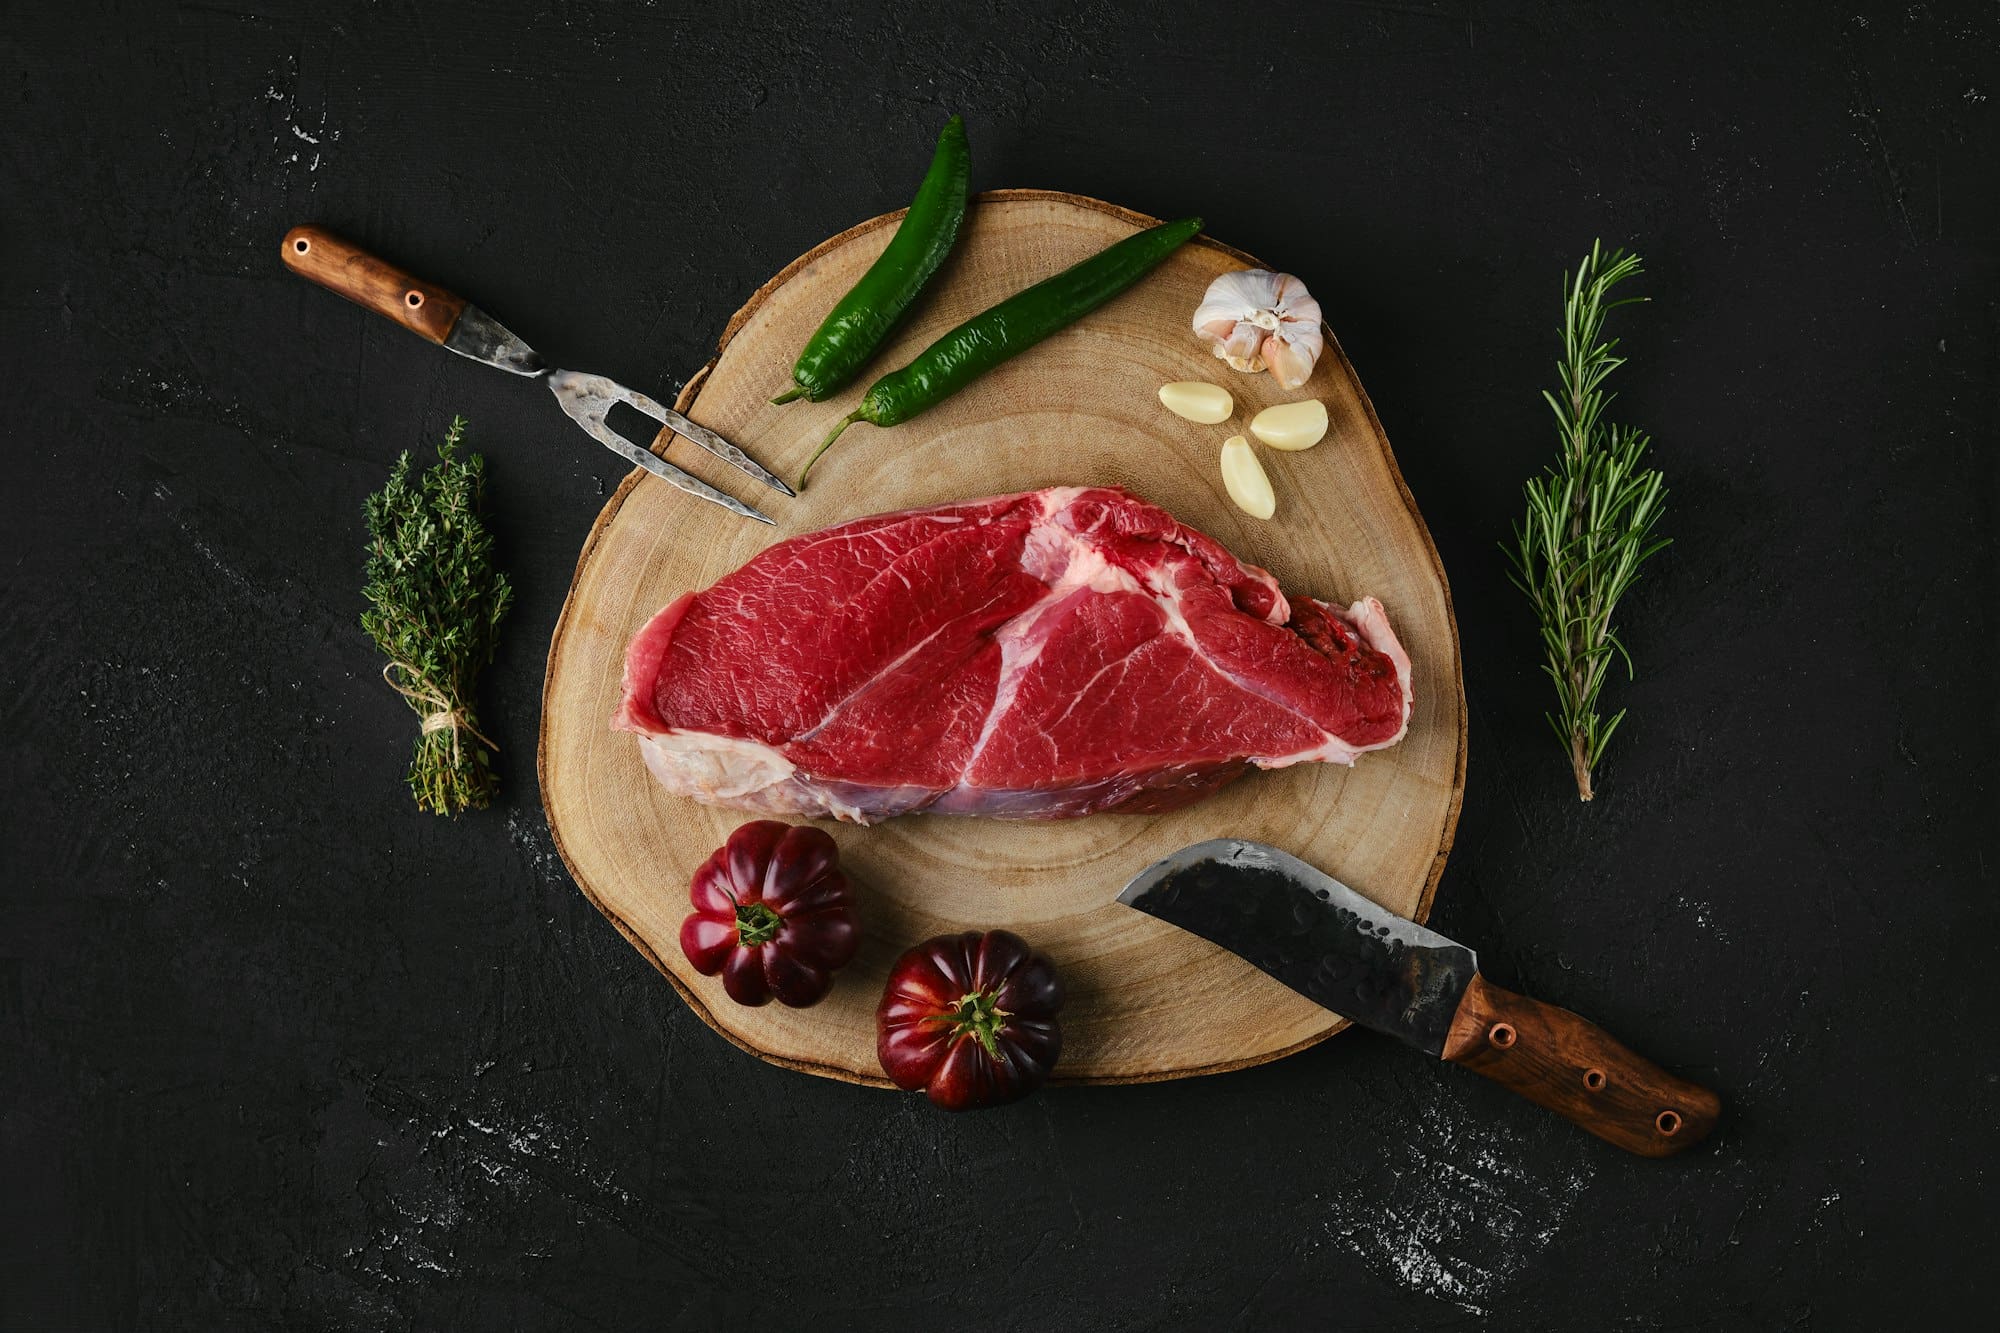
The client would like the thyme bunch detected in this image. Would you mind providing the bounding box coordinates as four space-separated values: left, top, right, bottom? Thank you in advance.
361 417 514 814
1507 243 1669 802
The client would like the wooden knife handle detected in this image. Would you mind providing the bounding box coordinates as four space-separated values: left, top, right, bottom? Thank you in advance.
1442 973 1720 1157
280 225 467 345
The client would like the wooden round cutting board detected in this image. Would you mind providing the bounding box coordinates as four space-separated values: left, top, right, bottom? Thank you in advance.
540 190 1464 1085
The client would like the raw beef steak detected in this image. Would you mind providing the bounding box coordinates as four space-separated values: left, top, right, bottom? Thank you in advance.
615 486 1412 824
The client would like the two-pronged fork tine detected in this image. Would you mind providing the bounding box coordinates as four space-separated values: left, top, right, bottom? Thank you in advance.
546 370 782 525
649 402 795 497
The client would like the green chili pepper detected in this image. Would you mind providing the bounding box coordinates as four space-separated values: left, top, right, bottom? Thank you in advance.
799 215 1204 486
772 116 971 406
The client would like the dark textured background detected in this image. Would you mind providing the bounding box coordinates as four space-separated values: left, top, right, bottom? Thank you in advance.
4 2 1995 1328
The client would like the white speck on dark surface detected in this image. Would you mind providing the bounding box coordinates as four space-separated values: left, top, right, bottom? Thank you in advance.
1319 1097 1593 1314
507 808 568 885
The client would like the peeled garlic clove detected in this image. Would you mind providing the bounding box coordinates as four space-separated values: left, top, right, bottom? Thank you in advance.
1220 435 1275 519
1158 381 1234 424
1249 399 1328 451
1192 269 1326 389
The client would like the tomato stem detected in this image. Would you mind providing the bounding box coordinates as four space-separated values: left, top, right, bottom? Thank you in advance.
932 988 1010 1059
734 900 784 947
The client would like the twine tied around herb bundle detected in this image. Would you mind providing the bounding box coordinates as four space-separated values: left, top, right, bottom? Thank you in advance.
380 660 497 769
361 419 513 814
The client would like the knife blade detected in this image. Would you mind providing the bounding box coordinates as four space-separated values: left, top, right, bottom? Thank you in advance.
1118 839 1721 1157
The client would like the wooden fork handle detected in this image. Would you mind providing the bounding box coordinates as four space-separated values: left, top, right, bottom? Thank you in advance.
281 225 467 345
1442 973 1721 1157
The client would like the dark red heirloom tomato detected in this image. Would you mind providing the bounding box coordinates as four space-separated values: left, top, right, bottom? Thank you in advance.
679 821 859 1008
876 930 1064 1110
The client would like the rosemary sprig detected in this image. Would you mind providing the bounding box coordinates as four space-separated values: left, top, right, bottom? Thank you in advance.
361 416 514 814
1506 242 1670 802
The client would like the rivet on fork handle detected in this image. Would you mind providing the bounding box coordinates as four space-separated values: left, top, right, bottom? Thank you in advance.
282 226 467 345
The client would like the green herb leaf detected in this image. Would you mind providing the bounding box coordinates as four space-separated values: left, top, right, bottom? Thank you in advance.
1506 243 1669 802
360 416 514 815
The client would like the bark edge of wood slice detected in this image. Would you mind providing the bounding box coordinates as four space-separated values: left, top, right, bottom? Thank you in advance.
539 190 1467 1086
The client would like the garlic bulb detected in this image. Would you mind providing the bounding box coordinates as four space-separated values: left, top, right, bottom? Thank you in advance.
1191 269 1325 390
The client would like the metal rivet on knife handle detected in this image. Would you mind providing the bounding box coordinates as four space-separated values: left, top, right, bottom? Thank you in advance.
1440 973 1722 1158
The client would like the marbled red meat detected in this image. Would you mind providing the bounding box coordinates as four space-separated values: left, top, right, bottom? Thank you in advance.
614 486 1412 824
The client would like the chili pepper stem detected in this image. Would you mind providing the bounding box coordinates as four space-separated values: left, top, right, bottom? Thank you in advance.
769 385 808 406
798 411 864 489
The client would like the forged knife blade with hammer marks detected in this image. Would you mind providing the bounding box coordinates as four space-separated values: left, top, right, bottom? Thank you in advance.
1119 840 1720 1157
280 226 790 524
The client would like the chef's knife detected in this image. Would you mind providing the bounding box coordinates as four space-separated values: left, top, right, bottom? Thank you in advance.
1118 839 1720 1157
280 225 790 524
